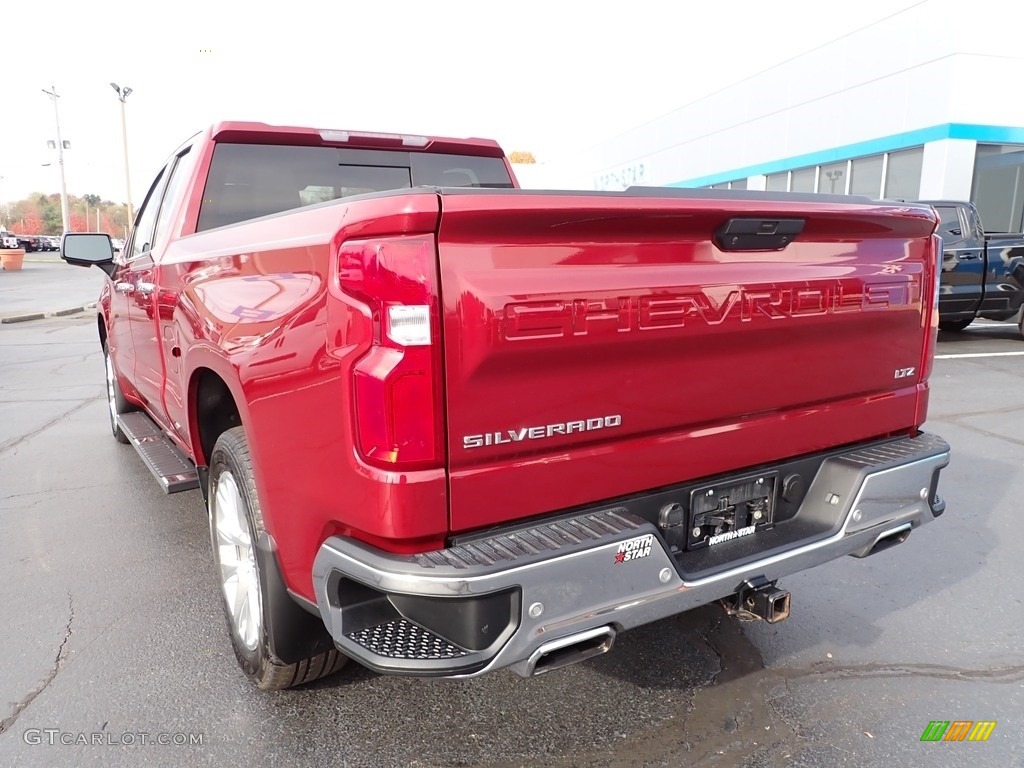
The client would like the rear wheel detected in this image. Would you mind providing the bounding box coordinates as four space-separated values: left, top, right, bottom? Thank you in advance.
103 342 134 444
208 427 347 689
938 319 972 333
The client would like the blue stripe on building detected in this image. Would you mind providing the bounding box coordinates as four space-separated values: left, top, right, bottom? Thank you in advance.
669 123 1024 188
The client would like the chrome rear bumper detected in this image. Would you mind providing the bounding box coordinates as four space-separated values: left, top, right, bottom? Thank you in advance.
312 432 950 678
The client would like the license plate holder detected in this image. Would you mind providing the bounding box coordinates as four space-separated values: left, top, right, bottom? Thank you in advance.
686 473 778 551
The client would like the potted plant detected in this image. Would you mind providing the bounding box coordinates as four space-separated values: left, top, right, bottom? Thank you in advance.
1 248 26 271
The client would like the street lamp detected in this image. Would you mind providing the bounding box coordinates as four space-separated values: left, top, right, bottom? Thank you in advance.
110 83 134 224
0 175 7 229
825 169 845 194
41 86 71 233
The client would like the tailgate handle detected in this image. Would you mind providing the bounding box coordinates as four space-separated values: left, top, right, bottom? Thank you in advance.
715 218 805 252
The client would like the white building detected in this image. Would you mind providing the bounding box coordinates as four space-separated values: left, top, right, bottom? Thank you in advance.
509 162 563 190
555 0 1024 232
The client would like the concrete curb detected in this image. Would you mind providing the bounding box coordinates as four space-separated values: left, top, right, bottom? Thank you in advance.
1 302 98 325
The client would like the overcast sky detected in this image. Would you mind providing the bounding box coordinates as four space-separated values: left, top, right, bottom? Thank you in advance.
2 0 927 207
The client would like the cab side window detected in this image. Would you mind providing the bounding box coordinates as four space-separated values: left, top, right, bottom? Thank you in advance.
936 206 966 244
151 148 194 255
972 208 985 241
126 168 169 260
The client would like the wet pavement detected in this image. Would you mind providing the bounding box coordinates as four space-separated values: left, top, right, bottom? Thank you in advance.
0 255 103 321
0 316 1021 767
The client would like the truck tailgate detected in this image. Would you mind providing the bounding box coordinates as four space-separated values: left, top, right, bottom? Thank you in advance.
436 192 938 533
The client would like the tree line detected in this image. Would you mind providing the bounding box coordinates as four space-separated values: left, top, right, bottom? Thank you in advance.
2 193 130 237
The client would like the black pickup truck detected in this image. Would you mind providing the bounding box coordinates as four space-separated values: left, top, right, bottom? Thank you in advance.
14 235 42 253
918 200 1024 333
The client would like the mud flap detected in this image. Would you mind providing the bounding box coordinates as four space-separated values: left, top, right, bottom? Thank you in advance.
256 532 337 665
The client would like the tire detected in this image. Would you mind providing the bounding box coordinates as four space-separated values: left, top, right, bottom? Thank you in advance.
938 319 972 333
103 342 134 444
208 426 347 690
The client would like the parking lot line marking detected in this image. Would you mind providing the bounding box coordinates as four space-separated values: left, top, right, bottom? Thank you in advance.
935 351 1024 360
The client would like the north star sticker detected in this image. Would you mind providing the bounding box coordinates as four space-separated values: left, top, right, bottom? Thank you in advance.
614 534 654 564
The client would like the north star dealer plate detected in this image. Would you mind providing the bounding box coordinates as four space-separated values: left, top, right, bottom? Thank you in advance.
614 534 654 564
687 473 778 551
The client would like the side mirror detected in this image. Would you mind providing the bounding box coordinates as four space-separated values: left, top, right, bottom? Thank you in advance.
61 233 116 276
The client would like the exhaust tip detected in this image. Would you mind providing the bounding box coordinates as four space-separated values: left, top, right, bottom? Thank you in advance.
869 524 911 555
527 626 616 677
852 523 912 558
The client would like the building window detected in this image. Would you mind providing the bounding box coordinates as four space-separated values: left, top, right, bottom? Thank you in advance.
972 144 1024 232
791 167 816 193
884 147 923 199
820 162 847 194
703 146 924 200
850 154 884 198
710 179 747 190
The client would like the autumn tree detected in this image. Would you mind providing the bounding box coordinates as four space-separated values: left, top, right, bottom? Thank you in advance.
107 205 129 234
13 213 44 235
41 199 63 234
69 213 87 232
8 198 40 233
509 151 537 164
2 192 131 236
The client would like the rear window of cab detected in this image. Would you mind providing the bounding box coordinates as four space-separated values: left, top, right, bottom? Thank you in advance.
197 143 514 232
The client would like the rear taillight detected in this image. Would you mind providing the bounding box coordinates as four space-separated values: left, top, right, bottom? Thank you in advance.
338 234 444 470
920 232 942 382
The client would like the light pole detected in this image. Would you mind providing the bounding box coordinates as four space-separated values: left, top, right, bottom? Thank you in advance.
42 86 71 233
110 83 134 224
825 169 844 194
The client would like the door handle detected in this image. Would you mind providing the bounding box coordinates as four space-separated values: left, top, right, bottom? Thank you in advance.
956 253 980 260
114 282 134 294
136 282 156 296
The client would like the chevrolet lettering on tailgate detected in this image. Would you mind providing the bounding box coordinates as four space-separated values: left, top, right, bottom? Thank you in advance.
501 279 919 341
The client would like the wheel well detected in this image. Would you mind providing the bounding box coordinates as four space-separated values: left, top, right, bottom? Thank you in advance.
97 315 106 349
194 369 242 467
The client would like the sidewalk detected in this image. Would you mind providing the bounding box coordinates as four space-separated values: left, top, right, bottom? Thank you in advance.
0 254 104 324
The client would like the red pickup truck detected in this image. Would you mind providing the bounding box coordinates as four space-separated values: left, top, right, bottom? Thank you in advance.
62 122 951 690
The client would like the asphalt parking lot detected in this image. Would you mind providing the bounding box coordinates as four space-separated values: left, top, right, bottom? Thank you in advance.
0 315 1022 768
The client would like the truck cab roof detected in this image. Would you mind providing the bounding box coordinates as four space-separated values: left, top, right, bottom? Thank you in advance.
206 121 507 158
